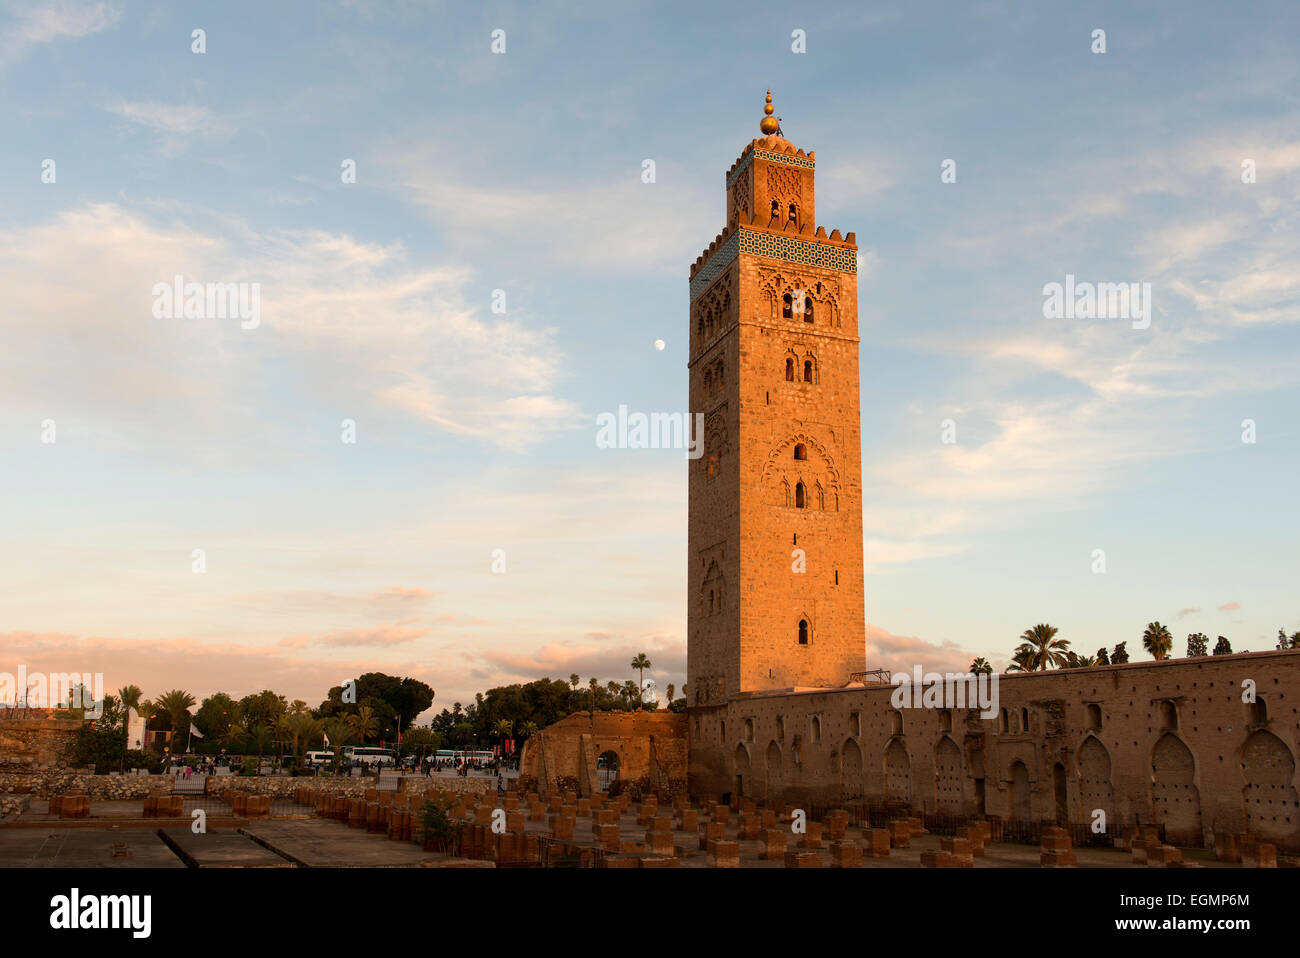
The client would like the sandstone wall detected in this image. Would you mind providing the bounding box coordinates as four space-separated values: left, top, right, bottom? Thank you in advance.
0 716 80 769
690 649 1300 851
518 710 687 797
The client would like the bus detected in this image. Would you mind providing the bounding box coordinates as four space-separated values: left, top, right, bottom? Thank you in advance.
433 749 496 765
305 750 335 768
343 746 397 766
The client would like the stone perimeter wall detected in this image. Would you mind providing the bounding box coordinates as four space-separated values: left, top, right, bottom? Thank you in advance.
689 649 1300 852
0 770 491 803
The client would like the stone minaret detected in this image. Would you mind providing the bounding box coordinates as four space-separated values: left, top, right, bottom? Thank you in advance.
688 92 866 706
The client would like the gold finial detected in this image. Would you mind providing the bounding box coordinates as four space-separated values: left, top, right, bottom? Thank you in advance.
760 89 780 135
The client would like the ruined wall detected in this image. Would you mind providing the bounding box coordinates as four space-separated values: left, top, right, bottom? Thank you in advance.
689 649 1300 852
0 715 80 769
518 710 687 797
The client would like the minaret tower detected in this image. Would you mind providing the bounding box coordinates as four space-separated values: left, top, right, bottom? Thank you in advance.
687 92 866 706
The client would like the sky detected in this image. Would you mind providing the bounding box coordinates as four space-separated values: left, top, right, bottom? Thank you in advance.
1 0 1297 719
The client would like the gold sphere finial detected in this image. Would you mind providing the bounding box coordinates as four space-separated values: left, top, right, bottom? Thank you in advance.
759 89 780 135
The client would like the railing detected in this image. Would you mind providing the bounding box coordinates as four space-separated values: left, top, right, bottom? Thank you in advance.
847 669 893 685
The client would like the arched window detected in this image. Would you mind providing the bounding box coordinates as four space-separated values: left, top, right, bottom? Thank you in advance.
788 203 797 222
803 360 813 382
1085 704 1102 731
804 298 814 323
782 293 792 319
1249 696 1268 725
793 443 807 461
785 358 794 381
798 619 809 645
1020 707 1030 733
795 482 806 508
1159 701 1178 731
770 199 779 218
810 715 821 743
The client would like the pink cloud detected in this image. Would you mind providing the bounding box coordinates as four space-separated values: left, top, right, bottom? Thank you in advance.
374 587 435 600
866 623 977 676
1217 601 1241 611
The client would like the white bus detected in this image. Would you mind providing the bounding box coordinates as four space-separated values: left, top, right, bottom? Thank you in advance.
433 749 496 764
343 746 397 766
305 750 335 767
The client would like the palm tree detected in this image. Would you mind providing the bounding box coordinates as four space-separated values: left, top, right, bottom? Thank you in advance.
135 700 158 750
521 720 538 739
1017 624 1071 670
250 724 274 758
969 658 992 674
630 653 652 703
1142 621 1173 660
156 689 196 753
589 678 600 712
493 718 512 753
621 680 639 709
116 685 142 770
1006 644 1036 672
666 682 675 705
347 705 378 745
281 713 323 759
322 717 353 770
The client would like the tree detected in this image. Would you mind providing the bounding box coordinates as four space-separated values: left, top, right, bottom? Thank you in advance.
1276 629 1300 650
1064 651 1096 668
322 717 353 770
347 705 379 744
194 692 239 740
1111 641 1130 664
156 689 196 753
969 657 992 674
116 684 142 771
630 653 652 703
1186 633 1209 657
1014 624 1070 671
250 724 274 758
1095 647 1110 665
1006 644 1035 672
135 700 158 751
281 712 323 759
1213 636 1233 656
666 682 676 704
1142 622 1173 660
588 678 600 712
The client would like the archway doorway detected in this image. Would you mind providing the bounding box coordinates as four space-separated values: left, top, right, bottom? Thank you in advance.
1152 734 1202 845
734 743 751 799
765 741 783 800
1008 761 1032 822
840 738 864 802
1241 730 1298 846
597 750 621 794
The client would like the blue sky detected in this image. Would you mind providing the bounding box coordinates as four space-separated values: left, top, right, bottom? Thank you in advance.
1 0 1297 713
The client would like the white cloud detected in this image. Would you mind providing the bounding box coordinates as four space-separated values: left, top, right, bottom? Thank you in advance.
0 0 119 62
0 202 579 452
